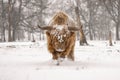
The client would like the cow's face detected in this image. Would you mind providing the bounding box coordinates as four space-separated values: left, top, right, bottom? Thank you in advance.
38 24 80 52
51 25 70 52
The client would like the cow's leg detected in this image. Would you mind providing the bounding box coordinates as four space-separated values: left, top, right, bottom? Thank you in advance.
52 55 60 65
52 55 58 60
62 45 75 61
56 57 61 65
52 51 58 60
46 32 59 61
60 53 65 59
59 54 65 62
67 46 74 61
63 32 75 61
52 51 62 65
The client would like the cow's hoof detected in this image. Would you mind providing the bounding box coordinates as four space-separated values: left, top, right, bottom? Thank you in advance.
56 62 60 66
52 60 60 65
56 58 62 66
60 58 64 62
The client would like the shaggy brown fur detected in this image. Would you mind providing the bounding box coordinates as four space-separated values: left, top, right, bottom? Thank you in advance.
46 31 76 60
49 11 75 27
49 11 68 25
46 11 76 61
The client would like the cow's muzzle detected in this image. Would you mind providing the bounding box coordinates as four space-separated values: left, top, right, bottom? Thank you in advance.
56 48 65 52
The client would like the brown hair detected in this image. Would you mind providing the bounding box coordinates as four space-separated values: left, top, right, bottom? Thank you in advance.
49 11 68 25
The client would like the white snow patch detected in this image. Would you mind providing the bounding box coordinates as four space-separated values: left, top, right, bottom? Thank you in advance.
0 41 120 80
51 25 69 43
53 25 64 31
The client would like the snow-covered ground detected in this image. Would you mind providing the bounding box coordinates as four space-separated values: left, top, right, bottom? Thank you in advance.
0 41 120 80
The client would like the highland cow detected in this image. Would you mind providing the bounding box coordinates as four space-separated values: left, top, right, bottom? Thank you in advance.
38 11 79 65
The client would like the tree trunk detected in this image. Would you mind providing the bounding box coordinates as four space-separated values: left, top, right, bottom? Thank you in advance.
109 31 113 46
88 0 93 40
12 0 22 41
116 0 120 40
42 31 44 40
8 0 12 42
17 30 20 41
32 33 35 42
1 0 6 42
39 31 42 40
116 22 119 40
17 0 22 41
28 32 31 41
12 26 16 41
79 25 88 45
75 1 88 45
75 6 80 40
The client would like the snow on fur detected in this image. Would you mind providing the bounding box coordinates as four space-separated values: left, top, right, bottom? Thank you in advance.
51 25 69 43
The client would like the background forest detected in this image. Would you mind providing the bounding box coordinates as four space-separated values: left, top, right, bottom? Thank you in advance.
0 0 120 42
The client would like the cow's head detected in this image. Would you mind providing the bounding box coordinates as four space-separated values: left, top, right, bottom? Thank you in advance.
38 25 79 52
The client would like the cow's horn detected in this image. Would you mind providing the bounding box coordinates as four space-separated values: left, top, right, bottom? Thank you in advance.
68 27 80 31
38 25 52 30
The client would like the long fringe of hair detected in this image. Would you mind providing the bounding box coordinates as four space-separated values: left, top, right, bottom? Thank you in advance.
49 11 69 25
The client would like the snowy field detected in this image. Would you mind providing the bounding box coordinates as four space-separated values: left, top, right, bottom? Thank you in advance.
0 40 120 80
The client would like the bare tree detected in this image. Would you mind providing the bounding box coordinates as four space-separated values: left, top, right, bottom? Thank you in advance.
102 0 120 40
8 0 12 42
79 25 88 45
21 0 49 41
12 0 22 41
86 0 100 40
109 30 113 46
1 0 6 42
0 0 116 41
75 0 88 45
